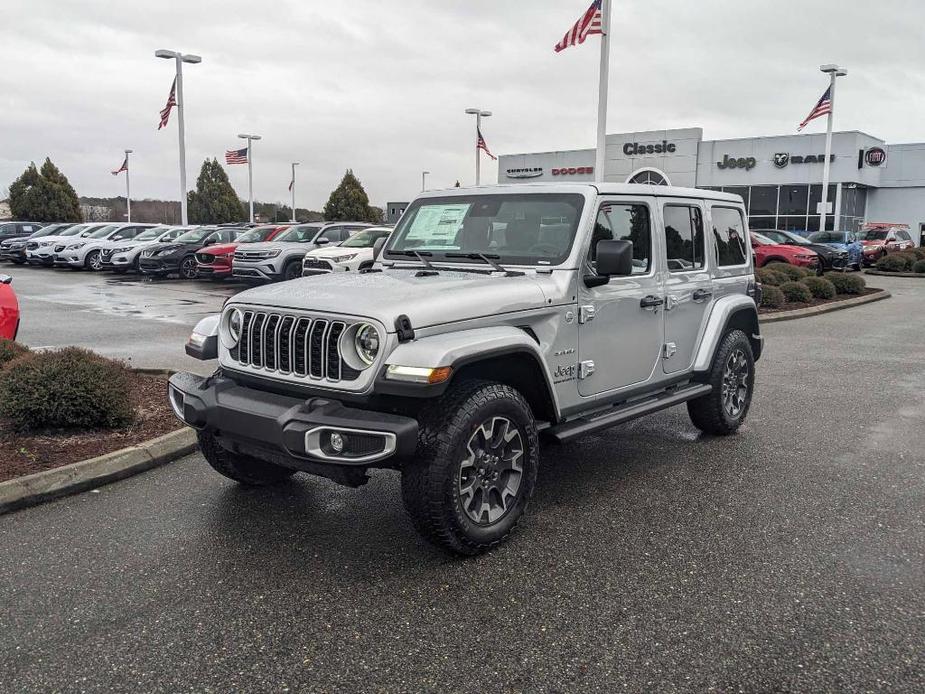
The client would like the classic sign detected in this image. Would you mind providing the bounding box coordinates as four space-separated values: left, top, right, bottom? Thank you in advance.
623 141 676 156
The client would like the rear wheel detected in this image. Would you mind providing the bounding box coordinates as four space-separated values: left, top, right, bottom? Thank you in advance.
179 255 198 280
198 431 295 486
401 380 539 555
688 329 755 436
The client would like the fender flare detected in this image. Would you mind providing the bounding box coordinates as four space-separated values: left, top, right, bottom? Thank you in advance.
692 295 761 372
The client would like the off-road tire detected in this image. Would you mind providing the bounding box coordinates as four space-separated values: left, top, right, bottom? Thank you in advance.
688 329 755 436
283 260 302 281
198 431 295 486
401 380 539 556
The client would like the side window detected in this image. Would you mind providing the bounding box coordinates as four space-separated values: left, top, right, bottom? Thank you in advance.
711 207 747 266
588 203 651 275
319 227 342 242
664 205 705 272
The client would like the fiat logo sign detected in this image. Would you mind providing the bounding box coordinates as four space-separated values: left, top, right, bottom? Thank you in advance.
551 166 594 176
865 147 887 167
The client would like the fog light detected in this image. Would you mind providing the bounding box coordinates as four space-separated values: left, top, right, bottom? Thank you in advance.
168 386 185 421
329 432 345 453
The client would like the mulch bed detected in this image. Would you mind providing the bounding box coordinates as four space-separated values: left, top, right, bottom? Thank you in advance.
758 287 881 315
0 374 181 483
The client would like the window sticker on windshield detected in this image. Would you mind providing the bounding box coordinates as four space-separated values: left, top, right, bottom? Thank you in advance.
407 204 471 245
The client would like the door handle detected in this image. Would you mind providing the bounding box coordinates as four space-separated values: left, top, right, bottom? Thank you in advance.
640 295 664 309
692 289 713 302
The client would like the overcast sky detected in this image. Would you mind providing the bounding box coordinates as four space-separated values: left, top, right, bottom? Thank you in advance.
2 0 924 210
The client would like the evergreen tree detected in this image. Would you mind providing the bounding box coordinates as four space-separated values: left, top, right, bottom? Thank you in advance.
322 170 382 223
8 159 81 221
187 159 245 224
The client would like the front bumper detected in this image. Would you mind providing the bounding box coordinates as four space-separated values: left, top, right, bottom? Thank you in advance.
232 263 281 281
139 256 182 274
197 264 232 277
168 371 419 467
0 248 26 262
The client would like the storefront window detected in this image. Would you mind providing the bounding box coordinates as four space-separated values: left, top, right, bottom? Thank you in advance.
778 216 809 233
748 186 778 216
747 217 776 230
722 187 749 207
808 184 837 215
805 215 835 232
779 185 809 216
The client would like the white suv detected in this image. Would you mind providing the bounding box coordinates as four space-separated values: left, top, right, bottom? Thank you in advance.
54 223 156 270
28 223 111 265
233 222 373 282
302 226 392 276
102 225 192 272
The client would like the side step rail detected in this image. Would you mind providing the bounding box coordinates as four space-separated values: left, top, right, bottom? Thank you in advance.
545 383 713 443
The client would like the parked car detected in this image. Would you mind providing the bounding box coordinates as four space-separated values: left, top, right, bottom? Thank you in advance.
196 224 287 279
170 183 763 555
101 225 192 272
0 223 75 264
54 223 158 270
0 274 19 340
139 226 242 279
26 223 111 265
759 229 852 272
750 232 819 269
302 226 393 276
232 222 373 282
0 221 45 244
857 224 916 265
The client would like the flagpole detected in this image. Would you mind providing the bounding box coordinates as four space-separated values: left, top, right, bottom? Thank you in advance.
818 64 846 232
595 0 612 183
248 140 253 223
124 149 133 222
290 162 299 222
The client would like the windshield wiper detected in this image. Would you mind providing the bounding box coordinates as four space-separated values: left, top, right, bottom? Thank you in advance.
388 249 439 274
446 253 525 277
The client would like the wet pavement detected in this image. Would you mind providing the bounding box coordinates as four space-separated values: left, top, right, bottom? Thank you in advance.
0 274 924 692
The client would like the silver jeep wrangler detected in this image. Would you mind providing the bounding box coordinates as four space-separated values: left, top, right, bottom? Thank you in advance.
170 183 762 555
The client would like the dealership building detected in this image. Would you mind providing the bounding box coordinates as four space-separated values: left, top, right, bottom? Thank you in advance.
498 127 925 242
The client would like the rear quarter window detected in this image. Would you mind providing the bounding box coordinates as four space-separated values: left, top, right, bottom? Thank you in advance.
710 207 748 266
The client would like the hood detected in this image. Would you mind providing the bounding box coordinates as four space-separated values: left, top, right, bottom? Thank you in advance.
200 242 238 256
802 243 840 257
228 268 561 330
305 245 372 259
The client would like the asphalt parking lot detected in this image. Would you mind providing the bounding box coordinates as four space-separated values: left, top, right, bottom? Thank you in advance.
1 274 923 692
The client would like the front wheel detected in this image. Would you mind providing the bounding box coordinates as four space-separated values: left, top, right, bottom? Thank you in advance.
179 255 198 280
283 260 302 281
85 250 102 271
401 380 539 556
688 329 755 436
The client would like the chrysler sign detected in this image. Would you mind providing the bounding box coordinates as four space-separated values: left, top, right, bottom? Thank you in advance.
505 167 544 179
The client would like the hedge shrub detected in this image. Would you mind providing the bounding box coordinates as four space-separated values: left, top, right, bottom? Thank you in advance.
765 262 810 281
0 347 134 432
780 281 812 303
914 260 925 274
875 253 914 272
909 247 925 260
755 267 789 286
825 272 866 295
760 285 785 308
0 339 29 368
801 276 837 300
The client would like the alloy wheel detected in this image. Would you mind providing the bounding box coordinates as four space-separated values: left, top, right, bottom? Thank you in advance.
721 348 749 418
457 417 524 525
181 257 197 279
88 252 101 271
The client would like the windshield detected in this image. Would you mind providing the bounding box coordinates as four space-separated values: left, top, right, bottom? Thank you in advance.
60 225 88 237
88 225 117 239
808 232 835 243
237 226 280 243
134 228 167 242
860 230 888 241
274 225 322 243
31 224 66 238
341 227 391 248
752 233 776 245
175 228 218 244
386 194 585 265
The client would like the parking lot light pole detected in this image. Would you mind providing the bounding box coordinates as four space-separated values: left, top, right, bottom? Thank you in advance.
155 49 201 226
422 170 430 191
238 133 261 223
290 162 299 222
124 149 133 222
465 108 491 185
819 64 847 233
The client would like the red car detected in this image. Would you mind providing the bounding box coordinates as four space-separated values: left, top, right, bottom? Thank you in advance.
0 274 19 340
195 224 290 279
858 223 915 265
750 232 819 269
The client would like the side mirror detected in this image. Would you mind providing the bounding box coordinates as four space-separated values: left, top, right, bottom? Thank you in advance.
0 274 12 285
316 237 330 245
584 239 634 287
373 237 387 260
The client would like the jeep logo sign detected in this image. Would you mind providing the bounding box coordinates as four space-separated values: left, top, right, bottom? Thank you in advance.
505 167 544 179
717 154 756 171
865 147 887 167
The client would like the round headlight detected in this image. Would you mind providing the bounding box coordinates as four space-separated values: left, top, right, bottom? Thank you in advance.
221 308 244 349
354 324 380 365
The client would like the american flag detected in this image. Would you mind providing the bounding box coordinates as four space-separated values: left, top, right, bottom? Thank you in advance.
798 86 832 131
158 77 177 130
477 127 496 161
288 176 294 192
111 156 128 176
225 148 248 165
554 0 603 53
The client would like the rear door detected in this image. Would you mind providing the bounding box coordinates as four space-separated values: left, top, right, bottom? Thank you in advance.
660 198 712 374
577 196 664 397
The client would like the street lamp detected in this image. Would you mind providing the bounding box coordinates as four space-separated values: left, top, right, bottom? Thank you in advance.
422 170 430 191
465 107 491 185
290 162 300 222
123 149 133 222
238 133 262 223
818 63 847 233
155 49 201 226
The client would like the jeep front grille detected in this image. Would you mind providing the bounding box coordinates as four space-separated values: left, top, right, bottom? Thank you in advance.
231 310 360 382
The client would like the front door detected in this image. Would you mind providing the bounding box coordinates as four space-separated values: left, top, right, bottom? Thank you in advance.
577 197 664 397
660 199 713 374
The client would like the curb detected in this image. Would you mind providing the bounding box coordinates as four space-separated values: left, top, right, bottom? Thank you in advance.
0 427 197 515
864 270 925 279
760 289 890 323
